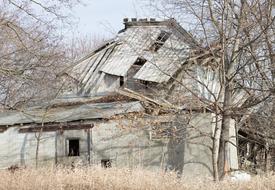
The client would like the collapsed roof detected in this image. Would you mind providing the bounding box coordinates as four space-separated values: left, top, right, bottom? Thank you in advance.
0 19 199 128
68 18 198 95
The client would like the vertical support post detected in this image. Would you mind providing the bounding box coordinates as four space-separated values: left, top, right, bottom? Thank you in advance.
55 130 58 165
87 128 91 165
228 119 238 170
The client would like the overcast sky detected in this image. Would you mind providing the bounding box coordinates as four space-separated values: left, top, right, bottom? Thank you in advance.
71 0 151 38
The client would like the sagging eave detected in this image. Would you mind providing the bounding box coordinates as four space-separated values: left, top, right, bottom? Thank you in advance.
0 122 94 134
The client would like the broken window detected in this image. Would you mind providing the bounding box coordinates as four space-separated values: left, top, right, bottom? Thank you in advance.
149 31 171 52
101 159 112 168
68 139 80 157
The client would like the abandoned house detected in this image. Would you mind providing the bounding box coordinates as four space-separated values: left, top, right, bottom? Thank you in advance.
0 18 242 177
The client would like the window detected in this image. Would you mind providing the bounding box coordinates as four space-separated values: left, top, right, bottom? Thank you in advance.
68 139 80 157
120 76 124 86
149 31 171 52
101 159 112 168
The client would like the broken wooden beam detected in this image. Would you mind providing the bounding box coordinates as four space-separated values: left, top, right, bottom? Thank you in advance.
117 88 182 110
0 126 7 133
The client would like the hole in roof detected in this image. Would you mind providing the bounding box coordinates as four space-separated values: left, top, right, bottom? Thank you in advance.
149 31 171 52
134 57 146 66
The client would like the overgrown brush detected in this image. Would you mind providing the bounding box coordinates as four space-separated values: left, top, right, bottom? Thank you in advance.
0 166 274 190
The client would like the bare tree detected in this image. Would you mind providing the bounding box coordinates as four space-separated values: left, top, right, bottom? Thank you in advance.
67 34 108 61
146 0 274 180
0 0 85 167
0 0 82 109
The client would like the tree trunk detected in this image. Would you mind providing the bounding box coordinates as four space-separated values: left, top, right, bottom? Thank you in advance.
212 112 222 181
218 81 233 178
35 134 41 168
269 94 275 171
35 123 44 168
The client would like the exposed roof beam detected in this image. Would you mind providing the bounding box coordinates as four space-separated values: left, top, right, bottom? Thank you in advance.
19 123 94 133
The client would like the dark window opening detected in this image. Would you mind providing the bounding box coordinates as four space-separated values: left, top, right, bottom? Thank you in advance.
101 159 112 168
140 80 149 88
134 57 146 66
68 139 80 157
139 80 157 88
149 31 171 52
120 76 124 86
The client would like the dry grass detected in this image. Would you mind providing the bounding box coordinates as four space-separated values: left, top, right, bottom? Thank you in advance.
0 166 274 190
